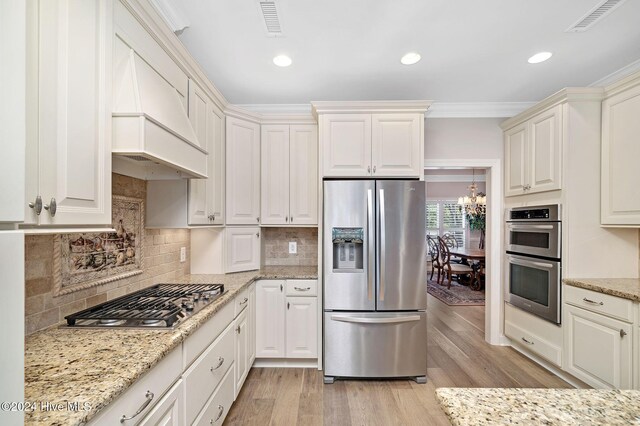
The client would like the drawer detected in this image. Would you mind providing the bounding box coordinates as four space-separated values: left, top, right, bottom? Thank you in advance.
194 365 235 426
184 321 235 425
88 348 182 426
285 279 318 297
235 287 249 317
564 285 634 323
183 298 234 368
505 320 562 367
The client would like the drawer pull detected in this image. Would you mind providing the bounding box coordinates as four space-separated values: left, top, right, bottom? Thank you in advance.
521 337 534 345
210 405 224 424
294 286 311 292
210 357 225 372
239 297 248 306
582 297 603 306
620 329 627 338
120 390 154 423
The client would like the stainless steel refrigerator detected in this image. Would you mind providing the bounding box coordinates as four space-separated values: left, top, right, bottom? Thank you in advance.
323 180 427 384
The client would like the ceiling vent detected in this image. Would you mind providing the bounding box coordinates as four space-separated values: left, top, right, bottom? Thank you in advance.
565 0 627 32
259 1 282 36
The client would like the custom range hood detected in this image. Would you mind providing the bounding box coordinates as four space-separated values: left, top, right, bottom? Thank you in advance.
112 39 207 180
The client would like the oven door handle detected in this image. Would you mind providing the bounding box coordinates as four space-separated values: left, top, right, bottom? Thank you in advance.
508 224 556 230
507 256 556 270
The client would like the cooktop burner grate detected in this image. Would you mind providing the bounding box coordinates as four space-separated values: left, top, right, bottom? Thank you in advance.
65 283 224 328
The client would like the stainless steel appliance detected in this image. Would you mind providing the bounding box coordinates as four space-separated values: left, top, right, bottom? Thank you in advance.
323 180 427 383
506 205 562 324
65 284 224 328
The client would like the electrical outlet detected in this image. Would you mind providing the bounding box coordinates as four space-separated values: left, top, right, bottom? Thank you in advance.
289 242 297 254
180 247 186 262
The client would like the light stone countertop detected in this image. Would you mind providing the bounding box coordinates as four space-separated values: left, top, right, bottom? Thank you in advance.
436 387 640 425
563 278 640 302
24 266 317 426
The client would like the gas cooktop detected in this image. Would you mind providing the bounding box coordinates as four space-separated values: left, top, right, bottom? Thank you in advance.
64 283 224 328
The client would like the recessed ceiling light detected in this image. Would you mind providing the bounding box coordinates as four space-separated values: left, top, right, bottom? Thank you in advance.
273 55 292 67
401 52 421 65
528 52 553 64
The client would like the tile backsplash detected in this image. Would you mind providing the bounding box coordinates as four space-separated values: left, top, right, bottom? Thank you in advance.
262 227 318 267
24 174 190 335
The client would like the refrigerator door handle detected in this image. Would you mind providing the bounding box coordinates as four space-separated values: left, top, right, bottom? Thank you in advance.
378 188 386 301
367 188 374 301
330 314 421 324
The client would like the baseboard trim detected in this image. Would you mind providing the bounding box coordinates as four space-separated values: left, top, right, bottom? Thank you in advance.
507 339 589 389
253 358 318 368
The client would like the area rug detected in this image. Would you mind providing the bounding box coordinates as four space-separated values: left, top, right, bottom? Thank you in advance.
427 279 485 306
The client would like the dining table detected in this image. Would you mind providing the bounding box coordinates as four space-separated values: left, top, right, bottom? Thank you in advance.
448 247 485 290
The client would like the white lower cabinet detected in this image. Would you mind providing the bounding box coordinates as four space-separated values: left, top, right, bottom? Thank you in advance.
234 307 250 399
138 379 184 426
249 283 257 366
256 279 318 360
564 304 633 389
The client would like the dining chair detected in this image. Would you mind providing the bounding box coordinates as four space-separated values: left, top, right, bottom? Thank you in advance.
442 232 463 264
438 236 473 289
427 235 443 283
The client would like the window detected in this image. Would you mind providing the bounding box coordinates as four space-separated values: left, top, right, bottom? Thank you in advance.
426 200 465 247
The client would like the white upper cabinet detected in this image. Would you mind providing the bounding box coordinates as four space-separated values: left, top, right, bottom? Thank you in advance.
371 114 422 177
261 125 290 225
188 80 225 226
601 77 640 226
225 227 260 273
314 102 429 179
26 0 112 226
321 114 372 177
226 117 260 225
503 105 562 197
261 124 318 226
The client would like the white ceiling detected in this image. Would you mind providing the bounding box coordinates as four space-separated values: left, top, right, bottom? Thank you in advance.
173 0 640 105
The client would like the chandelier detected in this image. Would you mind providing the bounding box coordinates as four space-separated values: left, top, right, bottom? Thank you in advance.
457 169 486 207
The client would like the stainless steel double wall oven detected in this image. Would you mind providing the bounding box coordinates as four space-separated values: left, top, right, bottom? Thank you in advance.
506 204 562 324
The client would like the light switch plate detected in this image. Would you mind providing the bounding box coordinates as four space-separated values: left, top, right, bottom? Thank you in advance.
180 247 186 262
289 242 297 254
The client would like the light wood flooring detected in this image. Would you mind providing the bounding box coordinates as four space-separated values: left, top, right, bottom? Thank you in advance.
226 295 571 425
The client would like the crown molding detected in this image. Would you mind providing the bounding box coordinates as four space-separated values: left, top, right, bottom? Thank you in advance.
236 104 312 114
427 102 536 118
590 58 640 88
225 104 316 125
311 100 432 117
148 0 189 33
500 87 604 130
601 69 640 98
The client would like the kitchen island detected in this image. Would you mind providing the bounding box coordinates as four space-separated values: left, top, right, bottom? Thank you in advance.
436 387 640 425
24 266 316 426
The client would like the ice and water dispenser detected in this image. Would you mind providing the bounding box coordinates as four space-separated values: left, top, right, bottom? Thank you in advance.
331 228 364 272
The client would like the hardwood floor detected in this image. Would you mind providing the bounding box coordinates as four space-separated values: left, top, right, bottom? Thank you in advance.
226 295 571 425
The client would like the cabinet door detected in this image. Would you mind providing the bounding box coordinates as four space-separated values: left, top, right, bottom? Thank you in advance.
256 280 285 358
289 125 318 225
564 304 633 389
226 117 260 224
139 379 184 426
286 297 318 358
504 123 528 197
248 283 256 366
234 308 249 399
601 84 640 225
261 125 290 225
528 105 562 194
321 114 371 177
209 104 225 225
37 0 112 225
188 80 210 225
225 227 260 273
371 114 421 177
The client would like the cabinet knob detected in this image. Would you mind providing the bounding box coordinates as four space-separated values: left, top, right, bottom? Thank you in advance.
212 214 215 221
280 284 283 292
256 232 260 238
290 216 293 222
236 325 241 334
287 302 290 310
620 329 627 338
28 195 43 215
367 166 371 174
43 197 57 217
373 165 376 173
285 216 288 222
256 217 260 222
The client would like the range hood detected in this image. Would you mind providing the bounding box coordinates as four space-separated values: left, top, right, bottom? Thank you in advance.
112 40 207 180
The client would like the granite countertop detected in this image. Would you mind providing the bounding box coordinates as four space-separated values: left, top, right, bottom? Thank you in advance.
436 388 640 425
563 278 640 302
24 266 317 426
